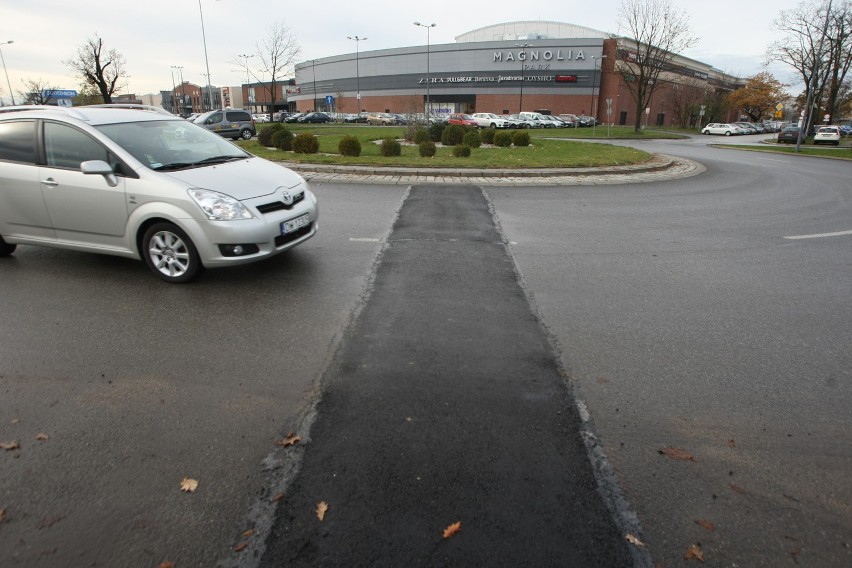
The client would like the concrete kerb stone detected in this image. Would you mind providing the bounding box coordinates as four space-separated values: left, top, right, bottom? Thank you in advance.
278 154 704 185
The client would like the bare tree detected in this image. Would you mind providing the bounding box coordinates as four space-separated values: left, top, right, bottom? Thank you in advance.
616 0 698 132
767 0 852 128
667 78 709 127
63 35 126 104
254 22 301 114
17 78 58 105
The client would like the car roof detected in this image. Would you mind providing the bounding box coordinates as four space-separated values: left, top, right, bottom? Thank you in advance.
0 104 179 126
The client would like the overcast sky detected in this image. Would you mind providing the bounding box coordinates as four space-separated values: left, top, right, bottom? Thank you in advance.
1 0 802 103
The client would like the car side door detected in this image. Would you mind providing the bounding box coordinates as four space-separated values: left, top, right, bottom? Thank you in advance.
39 121 130 244
0 119 55 241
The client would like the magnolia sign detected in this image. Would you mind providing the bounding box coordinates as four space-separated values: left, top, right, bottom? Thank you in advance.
493 49 587 63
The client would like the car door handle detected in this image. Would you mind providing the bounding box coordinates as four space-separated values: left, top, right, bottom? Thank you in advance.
41 178 59 187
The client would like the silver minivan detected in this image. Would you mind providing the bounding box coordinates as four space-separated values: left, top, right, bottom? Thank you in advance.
0 105 317 283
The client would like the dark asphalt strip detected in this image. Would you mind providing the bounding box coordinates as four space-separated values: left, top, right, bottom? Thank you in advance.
260 185 634 567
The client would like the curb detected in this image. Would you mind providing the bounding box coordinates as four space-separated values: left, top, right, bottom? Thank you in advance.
277 154 705 186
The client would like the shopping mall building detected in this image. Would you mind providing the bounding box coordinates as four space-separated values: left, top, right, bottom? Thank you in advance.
288 21 743 126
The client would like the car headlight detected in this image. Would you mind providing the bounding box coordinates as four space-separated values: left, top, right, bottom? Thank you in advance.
188 189 253 220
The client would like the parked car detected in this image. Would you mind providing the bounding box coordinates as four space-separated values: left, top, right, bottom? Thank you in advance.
574 115 597 127
447 113 478 127
540 115 567 128
509 114 536 128
499 114 525 128
367 112 399 126
557 114 577 127
284 113 304 123
0 104 318 283
518 112 549 127
342 113 367 123
193 109 256 140
813 125 841 145
733 122 758 134
298 112 333 124
701 123 741 136
471 113 510 129
253 113 270 123
777 126 801 144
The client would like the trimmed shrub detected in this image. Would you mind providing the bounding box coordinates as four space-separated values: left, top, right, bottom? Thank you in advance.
493 131 513 147
418 140 437 157
463 129 482 148
259 123 284 147
452 144 472 158
442 124 465 146
413 127 431 144
292 132 320 154
380 137 402 157
512 131 531 147
480 128 496 144
428 123 445 142
271 128 294 151
338 135 361 157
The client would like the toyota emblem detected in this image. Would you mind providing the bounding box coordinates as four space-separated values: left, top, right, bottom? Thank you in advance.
281 190 294 205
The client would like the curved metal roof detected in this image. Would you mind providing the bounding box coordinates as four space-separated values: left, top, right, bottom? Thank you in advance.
455 21 610 43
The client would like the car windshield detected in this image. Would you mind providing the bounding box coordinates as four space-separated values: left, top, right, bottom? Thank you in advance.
96 120 249 171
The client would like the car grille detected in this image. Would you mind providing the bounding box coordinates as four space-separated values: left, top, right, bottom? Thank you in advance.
274 223 313 247
256 191 305 214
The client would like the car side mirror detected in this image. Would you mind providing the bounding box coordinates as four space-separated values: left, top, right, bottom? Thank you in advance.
81 160 119 188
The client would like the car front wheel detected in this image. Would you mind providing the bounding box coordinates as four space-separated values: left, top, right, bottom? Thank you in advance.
0 235 16 257
240 128 254 140
725 131 732 136
142 223 202 283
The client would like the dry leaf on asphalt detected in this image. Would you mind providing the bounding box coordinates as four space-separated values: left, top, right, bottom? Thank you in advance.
271 492 285 502
1 441 20 451
694 519 716 532
158 563 176 568
275 433 301 448
234 542 249 552
443 521 462 539
316 501 328 521
36 433 49 441
729 483 747 494
242 529 254 538
658 446 697 462
625 533 645 547
0 507 5 524
685 543 705 562
180 477 199 493
727 438 736 448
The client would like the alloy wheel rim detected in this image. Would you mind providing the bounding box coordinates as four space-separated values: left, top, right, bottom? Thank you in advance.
149 231 190 278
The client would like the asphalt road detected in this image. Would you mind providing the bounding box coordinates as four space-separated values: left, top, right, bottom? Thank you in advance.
1 136 850 567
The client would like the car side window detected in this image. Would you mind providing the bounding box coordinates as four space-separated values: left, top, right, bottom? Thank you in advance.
0 120 37 164
43 122 112 171
205 112 223 125
228 111 250 122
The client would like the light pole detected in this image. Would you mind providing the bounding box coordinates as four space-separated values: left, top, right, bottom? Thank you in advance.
347 35 367 113
169 68 178 114
197 0 217 111
171 65 186 115
515 42 531 113
238 53 253 110
311 59 318 111
0 40 15 106
591 55 606 134
414 22 436 119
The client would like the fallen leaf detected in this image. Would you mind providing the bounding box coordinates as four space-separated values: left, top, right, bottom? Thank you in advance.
685 543 705 562
1 441 20 451
36 515 65 529
180 477 199 493
0 507 5 524
659 446 697 462
727 439 736 448
443 521 462 539
242 529 254 538
36 433 49 441
694 519 716 532
316 501 328 521
275 433 301 448
271 492 285 502
158 563 176 568
790 546 801 564
729 483 747 494
234 542 249 553
625 533 645 547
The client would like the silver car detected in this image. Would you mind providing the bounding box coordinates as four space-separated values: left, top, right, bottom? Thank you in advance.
0 104 318 283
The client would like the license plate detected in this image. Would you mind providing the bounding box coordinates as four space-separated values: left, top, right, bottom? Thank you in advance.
281 213 310 234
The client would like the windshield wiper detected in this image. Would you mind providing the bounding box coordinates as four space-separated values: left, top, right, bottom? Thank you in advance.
194 155 246 165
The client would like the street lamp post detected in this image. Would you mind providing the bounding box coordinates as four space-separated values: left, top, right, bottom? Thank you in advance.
591 55 606 135
515 42 531 113
311 59 318 112
238 53 253 110
414 22 436 119
169 68 178 114
347 35 367 113
171 65 186 115
0 40 15 106
197 0 216 111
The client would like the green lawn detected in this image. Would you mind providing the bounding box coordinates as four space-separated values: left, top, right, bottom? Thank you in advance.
238 124 655 168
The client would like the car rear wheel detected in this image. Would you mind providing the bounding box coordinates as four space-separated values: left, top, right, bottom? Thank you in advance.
240 128 254 140
142 223 202 283
0 235 16 257
725 131 732 136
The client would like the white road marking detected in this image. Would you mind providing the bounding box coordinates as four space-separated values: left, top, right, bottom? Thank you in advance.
783 230 852 240
349 237 381 242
